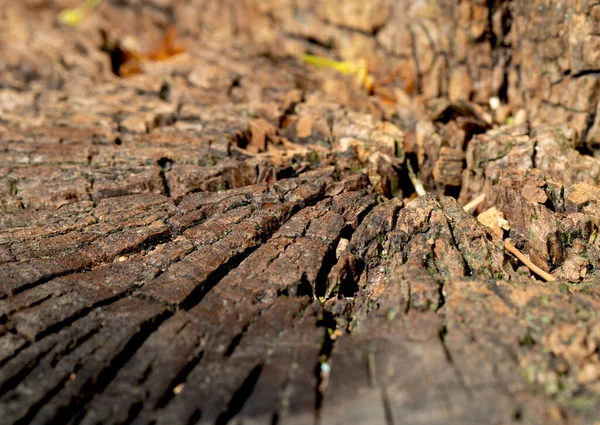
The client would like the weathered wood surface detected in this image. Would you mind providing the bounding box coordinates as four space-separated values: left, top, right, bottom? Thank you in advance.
1 1 600 424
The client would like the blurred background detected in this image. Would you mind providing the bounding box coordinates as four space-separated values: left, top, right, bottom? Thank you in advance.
2 0 599 142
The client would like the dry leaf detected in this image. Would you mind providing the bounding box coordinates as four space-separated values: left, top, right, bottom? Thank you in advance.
302 55 374 93
59 0 101 26
100 25 185 77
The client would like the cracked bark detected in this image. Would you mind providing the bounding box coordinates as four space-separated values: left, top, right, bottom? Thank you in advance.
1 1 600 425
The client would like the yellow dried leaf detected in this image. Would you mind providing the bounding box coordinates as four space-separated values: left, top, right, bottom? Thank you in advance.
301 55 373 93
58 0 101 27
58 8 85 26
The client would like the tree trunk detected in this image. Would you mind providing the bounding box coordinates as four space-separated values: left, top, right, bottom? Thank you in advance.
1 1 600 424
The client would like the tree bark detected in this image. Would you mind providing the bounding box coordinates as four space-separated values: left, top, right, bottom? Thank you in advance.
1 1 600 424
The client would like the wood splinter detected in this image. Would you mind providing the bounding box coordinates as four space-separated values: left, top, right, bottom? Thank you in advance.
463 194 486 214
503 241 556 282
464 198 556 282
406 162 426 196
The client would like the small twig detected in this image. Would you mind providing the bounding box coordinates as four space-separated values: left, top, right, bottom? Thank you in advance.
465 200 555 282
504 241 556 282
463 194 486 214
406 161 426 196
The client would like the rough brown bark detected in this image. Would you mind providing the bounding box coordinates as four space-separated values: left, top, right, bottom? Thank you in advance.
1 1 600 425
